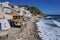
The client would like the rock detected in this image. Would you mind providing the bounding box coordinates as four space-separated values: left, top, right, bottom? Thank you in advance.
0 34 8 40
7 33 18 40
0 30 9 40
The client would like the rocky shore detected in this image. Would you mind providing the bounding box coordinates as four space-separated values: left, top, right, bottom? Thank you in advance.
15 16 41 40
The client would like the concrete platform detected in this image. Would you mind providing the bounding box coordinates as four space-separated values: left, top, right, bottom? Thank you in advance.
0 30 9 37
0 27 20 37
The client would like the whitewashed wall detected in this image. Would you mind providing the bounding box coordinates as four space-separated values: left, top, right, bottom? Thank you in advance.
5 14 13 19
3 8 11 13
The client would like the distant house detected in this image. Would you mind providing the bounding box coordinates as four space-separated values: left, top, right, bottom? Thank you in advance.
20 7 32 17
0 6 13 19
0 1 11 8
20 7 26 16
0 2 14 19
24 11 32 17
14 6 20 12
0 1 14 8
0 1 12 14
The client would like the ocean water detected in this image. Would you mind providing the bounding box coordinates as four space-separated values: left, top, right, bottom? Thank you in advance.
37 15 60 40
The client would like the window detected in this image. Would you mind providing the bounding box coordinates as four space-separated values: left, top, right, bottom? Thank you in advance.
0 23 1 29
31 11 33 13
37 12 40 14
24 11 26 14
14 22 17 25
13 16 17 19
1 4 2 6
11 5 14 8
9 3 14 8
0 4 2 6
13 16 20 19
18 11 20 13
5 13 11 14
17 16 20 19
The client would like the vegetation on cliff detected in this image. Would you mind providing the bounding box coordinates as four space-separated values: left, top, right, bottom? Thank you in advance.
19 5 46 17
28 6 46 17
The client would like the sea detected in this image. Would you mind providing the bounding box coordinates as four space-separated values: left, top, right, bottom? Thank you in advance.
37 15 60 40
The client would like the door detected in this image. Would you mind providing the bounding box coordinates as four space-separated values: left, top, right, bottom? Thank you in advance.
0 23 1 29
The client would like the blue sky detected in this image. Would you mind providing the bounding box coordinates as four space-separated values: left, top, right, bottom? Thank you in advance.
0 0 60 15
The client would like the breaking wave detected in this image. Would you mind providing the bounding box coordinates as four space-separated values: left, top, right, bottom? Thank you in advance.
37 18 60 40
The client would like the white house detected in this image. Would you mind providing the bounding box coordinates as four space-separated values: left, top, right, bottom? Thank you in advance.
0 1 11 8
0 7 13 20
20 7 26 16
24 11 32 17
20 7 32 17
0 19 10 30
